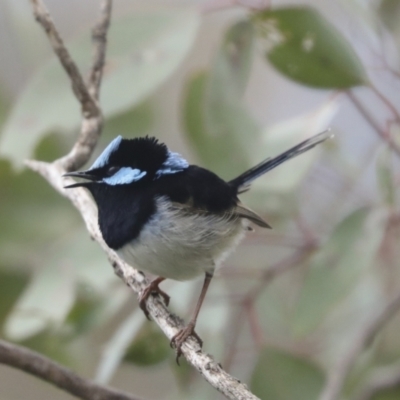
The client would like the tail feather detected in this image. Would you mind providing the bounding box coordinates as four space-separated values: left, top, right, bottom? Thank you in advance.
229 130 332 191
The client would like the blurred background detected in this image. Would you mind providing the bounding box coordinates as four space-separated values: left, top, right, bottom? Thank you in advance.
0 0 399 399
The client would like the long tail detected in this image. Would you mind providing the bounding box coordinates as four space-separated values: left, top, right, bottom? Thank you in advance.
229 130 332 192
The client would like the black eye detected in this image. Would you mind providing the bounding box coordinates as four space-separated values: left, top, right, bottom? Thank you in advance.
107 166 120 176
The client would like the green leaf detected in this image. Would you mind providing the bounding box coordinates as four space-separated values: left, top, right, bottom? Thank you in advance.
20 331 75 367
4 262 75 341
250 347 324 400
183 21 261 179
293 208 388 336
252 100 337 194
95 310 144 384
378 0 400 51
0 9 200 167
124 322 170 367
372 388 400 400
253 6 368 88
0 269 28 332
0 159 80 268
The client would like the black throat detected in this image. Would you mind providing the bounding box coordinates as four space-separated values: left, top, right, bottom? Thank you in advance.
87 183 155 250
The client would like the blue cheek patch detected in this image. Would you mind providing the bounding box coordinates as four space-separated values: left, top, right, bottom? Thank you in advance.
90 136 123 169
103 167 147 185
156 151 189 177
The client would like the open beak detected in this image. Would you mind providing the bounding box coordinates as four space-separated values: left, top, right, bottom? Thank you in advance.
63 170 99 189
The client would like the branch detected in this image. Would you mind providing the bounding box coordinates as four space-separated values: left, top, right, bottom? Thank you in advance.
88 0 113 99
347 90 400 158
0 339 141 400
26 2 260 399
29 0 110 172
318 291 400 400
355 364 400 400
30 0 99 117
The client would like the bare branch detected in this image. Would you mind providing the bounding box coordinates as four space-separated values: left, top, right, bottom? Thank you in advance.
0 339 141 400
318 291 400 400
30 0 112 172
355 364 400 400
30 0 99 117
347 90 400 158
89 0 113 99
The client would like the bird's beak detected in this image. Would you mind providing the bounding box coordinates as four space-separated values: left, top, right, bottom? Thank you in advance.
63 170 99 189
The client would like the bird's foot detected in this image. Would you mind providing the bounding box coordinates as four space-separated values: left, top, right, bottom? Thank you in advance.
170 323 203 364
139 279 170 320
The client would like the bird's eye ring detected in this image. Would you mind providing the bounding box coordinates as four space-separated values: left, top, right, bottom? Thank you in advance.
107 166 120 176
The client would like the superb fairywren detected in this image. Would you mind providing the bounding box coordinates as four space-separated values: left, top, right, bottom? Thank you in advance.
64 130 331 359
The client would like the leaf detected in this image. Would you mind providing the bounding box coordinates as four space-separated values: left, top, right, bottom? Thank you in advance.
0 9 200 167
4 262 75 341
65 284 129 337
95 309 144 384
124 322 170 367
0 269 28 332
250 347 324 400
0 159 80 268
378 0 400 51
253 6 368 88
372 388 400 400
20 331 75 367
183 20 261 179
293 207 388 336
255 99 337 192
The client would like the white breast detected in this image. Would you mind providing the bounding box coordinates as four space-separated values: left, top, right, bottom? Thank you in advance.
116 197 247 281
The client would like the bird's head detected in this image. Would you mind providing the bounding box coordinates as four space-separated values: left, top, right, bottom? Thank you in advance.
64 136 189 189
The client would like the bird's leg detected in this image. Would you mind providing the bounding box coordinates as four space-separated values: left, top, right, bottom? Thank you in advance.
139 276 170 319
171 272 213 363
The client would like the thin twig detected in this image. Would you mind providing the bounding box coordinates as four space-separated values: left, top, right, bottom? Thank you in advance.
355 364 400 400
88 0 113 99
347 90 400 157
0 339 141 400
30 0 99 117
369 83 400 123
29 0 110 172
318 291 400 400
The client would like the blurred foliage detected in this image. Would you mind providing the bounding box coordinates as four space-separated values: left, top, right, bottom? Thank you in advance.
0 1 399 400
0 9 200 168
250 347 325 400
253 6 368 88
124 322 170 366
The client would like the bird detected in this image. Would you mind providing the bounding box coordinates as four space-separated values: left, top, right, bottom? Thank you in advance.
64 130 332 360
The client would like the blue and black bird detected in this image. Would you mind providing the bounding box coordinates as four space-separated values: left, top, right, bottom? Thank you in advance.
64 130 331 359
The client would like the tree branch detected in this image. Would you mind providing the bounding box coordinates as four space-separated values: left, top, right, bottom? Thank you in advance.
25 2 260 399
30 0 99 117
88 0 112 99
355 364 400 400
29 0 110 172
347 90 400 158
318 291 400 400
0 339 141 400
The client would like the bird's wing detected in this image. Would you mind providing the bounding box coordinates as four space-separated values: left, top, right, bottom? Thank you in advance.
233 203 272 229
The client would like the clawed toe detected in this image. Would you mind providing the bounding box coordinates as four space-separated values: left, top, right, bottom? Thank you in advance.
138 277 169 319
170 325 203 364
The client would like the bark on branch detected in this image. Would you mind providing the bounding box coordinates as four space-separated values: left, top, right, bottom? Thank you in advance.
0 340 141 400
